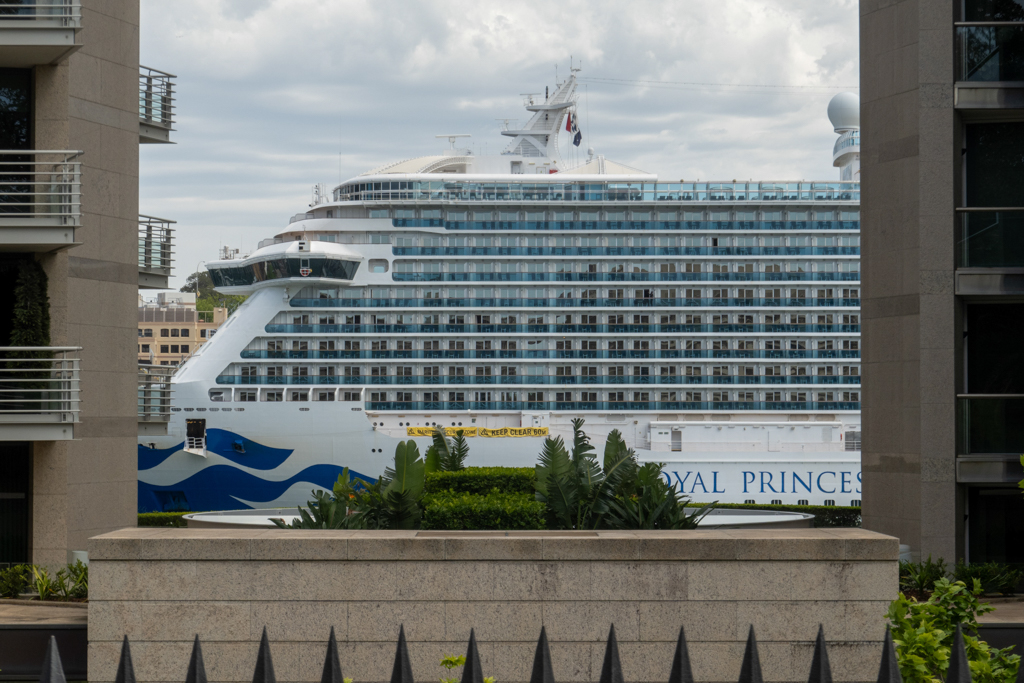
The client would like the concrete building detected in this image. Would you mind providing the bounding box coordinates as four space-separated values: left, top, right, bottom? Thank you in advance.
138 293 227 367
0 1 176 566
860 0 1024 562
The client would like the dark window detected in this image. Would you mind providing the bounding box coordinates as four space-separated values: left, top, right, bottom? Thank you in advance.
161 329 169 337
965 0 1024 21
967 304 1024 393
160 345 169 353
968 487 1024 564
180 329 190 337
0 68 32 151
966 123 1024 207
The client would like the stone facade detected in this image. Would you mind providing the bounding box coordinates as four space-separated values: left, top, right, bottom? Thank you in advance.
859 0 959 561
88 529 898 683
30 0 141 566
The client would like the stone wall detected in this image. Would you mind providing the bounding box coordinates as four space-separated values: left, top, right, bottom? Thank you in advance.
88 529 899 683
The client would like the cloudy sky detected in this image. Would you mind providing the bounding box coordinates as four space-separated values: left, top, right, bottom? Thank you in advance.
139 0 859 291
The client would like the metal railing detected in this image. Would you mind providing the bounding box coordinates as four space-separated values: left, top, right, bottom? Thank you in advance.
0 151 81 224
139 66 175 130
0 347 80 424
0 0 81 28
38 620 943 683
138 364 173 422
138 215 175 274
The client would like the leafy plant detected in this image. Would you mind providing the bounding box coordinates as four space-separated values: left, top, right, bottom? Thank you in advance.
887 577 1020 683
899 556 949 596
439 653 466 683
31 566 58 601
425 467 535 495
607 461 714 530
275 443 427 530
425 426 470 472
953 561 1024 596
55 560 88 600
534 420 639 530
421 491 546 530
0 564 32 598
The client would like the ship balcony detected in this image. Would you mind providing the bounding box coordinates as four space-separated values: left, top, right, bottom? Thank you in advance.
0 1 81 68
138 364 173 436
139 66 176 144
138 215 175 289
0 347 80 441
955 22 1024 110
0 151 82 251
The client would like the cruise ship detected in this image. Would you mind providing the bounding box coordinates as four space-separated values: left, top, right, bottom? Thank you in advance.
138 74 864 513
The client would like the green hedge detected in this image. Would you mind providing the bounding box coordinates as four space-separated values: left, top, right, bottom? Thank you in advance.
691 503 861 528
425 467 535 495
421 491 545 530
138 512 190 527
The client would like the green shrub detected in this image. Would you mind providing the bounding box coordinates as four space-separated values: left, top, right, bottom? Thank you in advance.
887 578 1020 683
899 556 949 595
422 491 545 530
138 511 190 527
55 560 87 600
954 561 1024 596
690 502 861 528
0 564 32 598
425 467 535 495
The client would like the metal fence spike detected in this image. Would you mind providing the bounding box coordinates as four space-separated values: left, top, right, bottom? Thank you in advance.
39 635 67 683
253 626 277 683
668 626 694 683
185 635 208 683
461 628 485 683
391 624 415 683
738 626 764 683
115 635 136 683
876 627 903 683
807 625 833 683
529 626 556 683
947 625 972 683
321 626 344 683
599 624 624 683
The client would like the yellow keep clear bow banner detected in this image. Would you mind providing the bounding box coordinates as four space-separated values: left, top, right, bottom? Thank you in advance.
405 426 547 438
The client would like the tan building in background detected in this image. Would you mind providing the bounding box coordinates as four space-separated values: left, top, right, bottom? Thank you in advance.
138 293 227 367
0 1 177 566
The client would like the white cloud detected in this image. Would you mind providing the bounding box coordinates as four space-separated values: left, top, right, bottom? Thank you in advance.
139 0 858 289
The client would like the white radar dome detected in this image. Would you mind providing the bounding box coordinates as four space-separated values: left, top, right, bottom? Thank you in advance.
827 92 860 133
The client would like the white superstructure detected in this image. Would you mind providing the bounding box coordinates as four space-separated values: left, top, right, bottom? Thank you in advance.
138 81 863 513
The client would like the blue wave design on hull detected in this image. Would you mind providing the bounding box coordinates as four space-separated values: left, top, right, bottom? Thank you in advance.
138 463 374 513
138 429 295 471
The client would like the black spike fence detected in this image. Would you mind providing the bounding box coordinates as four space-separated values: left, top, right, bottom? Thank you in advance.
35 622 976 683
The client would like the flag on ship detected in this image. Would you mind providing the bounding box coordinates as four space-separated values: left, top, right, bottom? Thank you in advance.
566 111 582 146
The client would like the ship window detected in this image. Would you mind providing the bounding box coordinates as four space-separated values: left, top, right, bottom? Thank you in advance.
369 260 388 273
369 210 389 218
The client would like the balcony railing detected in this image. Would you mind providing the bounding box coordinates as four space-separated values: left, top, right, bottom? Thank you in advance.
138 214 175 288
0 1 82 67
0 346 80 441
956 23 1024 82
138 364 173 424
139 66 175 143
0 150 82 250
957 208 1024 267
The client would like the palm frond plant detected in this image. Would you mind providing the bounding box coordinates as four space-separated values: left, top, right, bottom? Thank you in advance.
425 426 470 472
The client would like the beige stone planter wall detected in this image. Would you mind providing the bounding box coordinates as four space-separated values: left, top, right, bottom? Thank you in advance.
87 529 898 683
